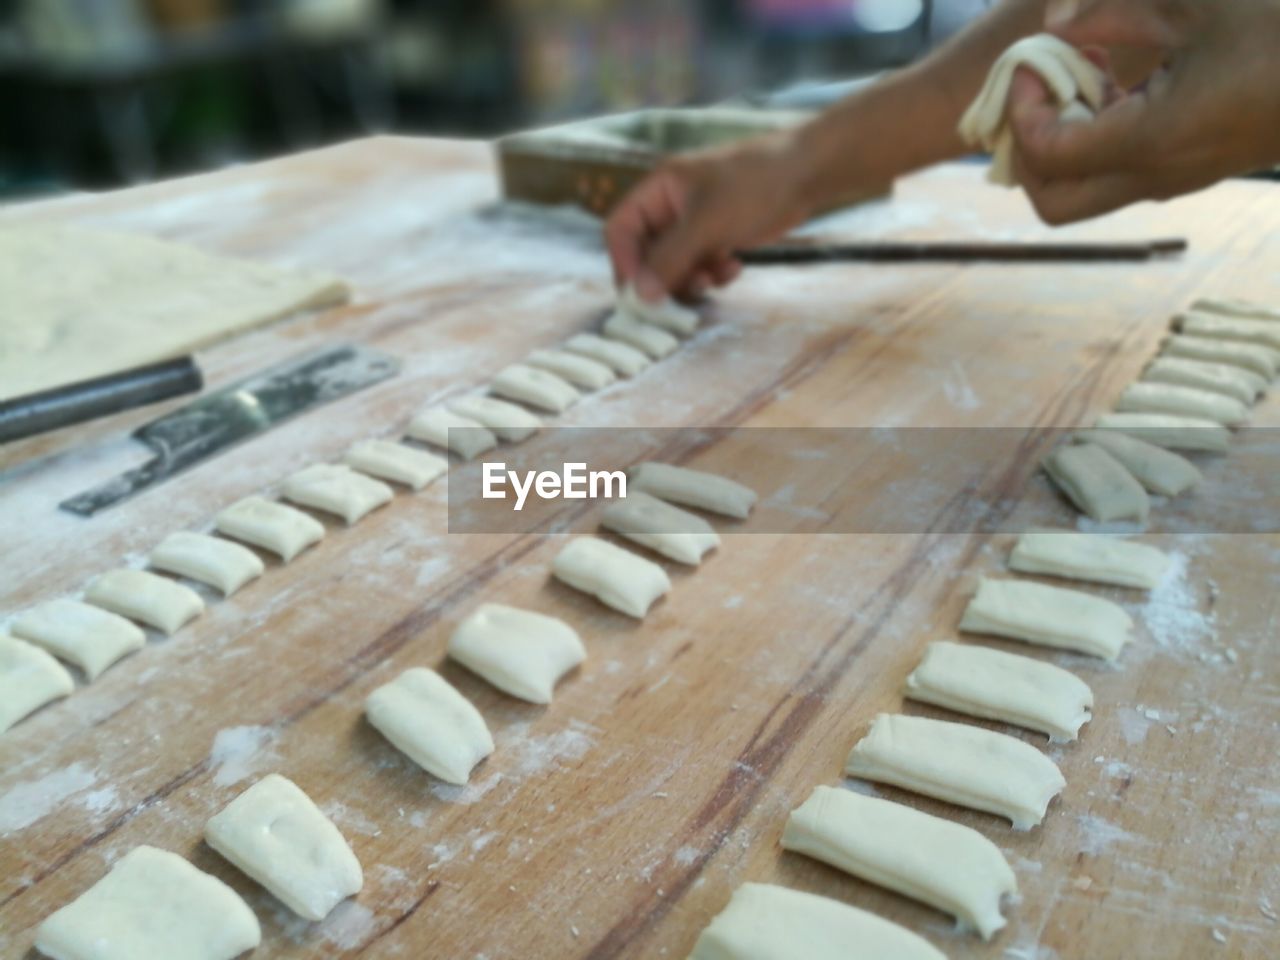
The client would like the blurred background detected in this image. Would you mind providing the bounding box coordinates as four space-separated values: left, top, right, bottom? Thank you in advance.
0 0 993 200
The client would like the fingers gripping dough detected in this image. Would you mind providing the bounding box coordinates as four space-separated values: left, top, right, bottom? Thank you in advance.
563 333 651 377
845 713 1066 830
35 845 261 960
1161 333 1279 380
524 347 616 390
958 34 1105 186
960 576 1133 660
1072 429 1202 497
344 439 448 490
689 882 946 960
628 462 757 519
365 668 494 784
489 363 580 413
618 284 700 335
150 532 265 596
86 569 204 636
448 603 586 703
205 774 362 922
281 463 394 525
407 407 498 460
447 394 542 442
12 599 145 680
1010 530 1169 589
1093 413 1230 453
600 491 720 565
1116 382 1248 427
782 785 1018 939
905 641 1094 742
0 635 74 734
551 537 671 619
602 310 679 359
1043 443 1148 523
215 496 325 562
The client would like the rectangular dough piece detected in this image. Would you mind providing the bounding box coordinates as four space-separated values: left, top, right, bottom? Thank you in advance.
1009 529 1170 589
1142 356 1264 405
406 406 498 460
215 496 325 562
628 462 757 519
905 641 1094 742
1072 429 1201 496
86 569 204 636
1093 412 1230 453
1116 382 1248 427
205 774 362 922
689 882 946 960
1161 333 1279 380
282 463 393 525
365 667 494 784
35 845 261 960
524 347 616 390
447 394 542 442
563 332 652 377
489 362 580 413
0 634 74 733
551 537 671 619
344 439 448 490
1043 443 1148 523
618 284 700 335
1176 311 1280 351
599 490 720 565
602 310 679 359
844 713 1066 830
1191 295 1280 322
782 784 1017 940
448 603 586 703
12 598 145 680
150 531 264 597
959 575 1133 660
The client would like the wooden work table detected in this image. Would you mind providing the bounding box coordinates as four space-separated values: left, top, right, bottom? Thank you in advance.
0 136 1276 959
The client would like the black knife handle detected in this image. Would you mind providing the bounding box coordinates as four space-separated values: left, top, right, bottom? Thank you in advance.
0 356 203 445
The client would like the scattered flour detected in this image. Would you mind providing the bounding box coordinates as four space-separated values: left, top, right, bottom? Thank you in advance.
504 721 597 779
319 900 379 950
0 763 97 834
1140 552 1217 654
209 725 277 787
1074 814 1140 855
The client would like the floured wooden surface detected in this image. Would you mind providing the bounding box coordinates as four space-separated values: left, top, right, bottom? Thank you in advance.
0 137 1277 959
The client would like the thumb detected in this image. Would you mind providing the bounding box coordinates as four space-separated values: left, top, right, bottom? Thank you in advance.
1046 0 1185 49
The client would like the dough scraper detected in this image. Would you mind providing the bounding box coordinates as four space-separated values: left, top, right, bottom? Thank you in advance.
60 344 398 517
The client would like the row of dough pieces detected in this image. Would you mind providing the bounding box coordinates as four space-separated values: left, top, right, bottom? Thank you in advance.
688 528 1172 957
0 286 717 735
23 478 761 957
1044 295 1280 523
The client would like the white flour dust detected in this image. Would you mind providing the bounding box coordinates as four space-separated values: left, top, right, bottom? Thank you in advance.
0 762 97 834
1140 552 1217 655
209 725 277 787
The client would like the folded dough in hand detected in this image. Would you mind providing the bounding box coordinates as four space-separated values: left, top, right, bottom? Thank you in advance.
958 33 1106 186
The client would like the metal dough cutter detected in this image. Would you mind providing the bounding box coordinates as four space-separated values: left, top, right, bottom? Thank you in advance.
60 344 399 517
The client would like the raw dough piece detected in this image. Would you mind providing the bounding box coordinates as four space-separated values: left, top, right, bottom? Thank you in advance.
215 496 325 562
205 774 362 922
602 310 679 359
344 439 448 490
618 284 700 335
365 667 494 783
35 845 261 960
905 641 1094 742
563 332 652 377
524 347 616 390
958 34 1105 186
86 569 204 636
1143 356 1264 405
406 407 497 460
281 463 393 524
1162 333 1279 380
782 784 1017 939
1043 443 1148 523
1116 382 1248 427
628 462 756 519
0 224 347 402
1073 429 1202 496
1191 296 1280 322
551 537 671 618
490 362 580 413
1093 412 1230 453
150 532 264 596
689 882 946 960
960 576 1132 660
12 599 145 680
448 603 586 703
600 490 720 565
0 635 74 733
1176 311 1280 351
1010 529 1170 589
447 394 542 442
845 713 1066 830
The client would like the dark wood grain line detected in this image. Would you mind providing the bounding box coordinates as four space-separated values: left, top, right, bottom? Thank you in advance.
355 880 442 952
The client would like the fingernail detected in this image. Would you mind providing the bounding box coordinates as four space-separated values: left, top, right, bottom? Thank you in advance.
635 268 665 303
1046 0 1079 27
